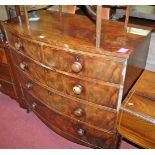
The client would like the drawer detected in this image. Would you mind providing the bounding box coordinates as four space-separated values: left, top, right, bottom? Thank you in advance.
7 31 42 61
117 91 155 148
23 89 115 148
45 67 119 109
12 50 46 85
43 46 123 84
0 48 7 64
0 63 12 82
0 79 15 97
17 68 116 131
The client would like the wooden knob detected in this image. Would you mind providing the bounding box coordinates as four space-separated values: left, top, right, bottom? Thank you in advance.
31 102 37 109
74 108 84 117
73 85 83 95
77 128 85 136
19 62 28 71
25 82 33 89
71 62 82 73
27 102 37 113
15 40 22 50
0 83 2 88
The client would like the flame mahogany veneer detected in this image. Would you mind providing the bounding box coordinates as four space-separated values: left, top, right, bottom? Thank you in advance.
1 10 152 148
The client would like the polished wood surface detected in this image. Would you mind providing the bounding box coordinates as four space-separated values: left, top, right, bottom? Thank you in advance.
12 49 119 109
2 10 152 148
23 89 115 149
42 46 123 84
7 31 42 61
118 70 155 148
0 48 7 64
16 67 117 131
0 23 17 99
0 79 15 97
3 10 152 58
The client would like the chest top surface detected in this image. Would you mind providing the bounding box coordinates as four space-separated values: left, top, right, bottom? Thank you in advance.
3 10 152 58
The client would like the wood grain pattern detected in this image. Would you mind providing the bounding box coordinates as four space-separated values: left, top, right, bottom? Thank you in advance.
118 110 155 148
2 10 152 148
12 49 46 85
0 63 12 82
0 48 7 64
3 10 152 59
23 89 115 149
13 49 119 109
7 31 42 61
0 79 15 97
117 70 155 148
43 46 123 84
16 67 117 131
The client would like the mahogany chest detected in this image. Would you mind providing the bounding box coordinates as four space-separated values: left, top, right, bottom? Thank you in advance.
2 10 152 148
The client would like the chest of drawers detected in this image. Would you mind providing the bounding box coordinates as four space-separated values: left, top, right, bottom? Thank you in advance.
2 10 152 148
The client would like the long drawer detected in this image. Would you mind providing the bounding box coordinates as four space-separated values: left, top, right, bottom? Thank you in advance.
23 89 115 148
0 79 15 97
13 50 119 109
16 67 116 131
42 45 124 84
7 31 42 61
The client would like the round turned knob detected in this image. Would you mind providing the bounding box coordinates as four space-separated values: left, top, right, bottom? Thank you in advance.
15 40 22 50
71 62 82 73
74 108 84 117
31 102 37 109
27 102 37 113
25 82 33 89
73 85 83 95
19 62 28 71
0 83 2 88
77 128 85 136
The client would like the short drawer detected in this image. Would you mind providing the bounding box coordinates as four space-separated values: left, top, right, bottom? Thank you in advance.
0 79 15 97
7 31 42 61
42 46 123 84
23 89 115 148
17 68 116 131
0 63 12 82
12 50 46 85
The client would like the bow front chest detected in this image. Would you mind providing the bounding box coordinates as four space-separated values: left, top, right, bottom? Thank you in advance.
2 10 152 148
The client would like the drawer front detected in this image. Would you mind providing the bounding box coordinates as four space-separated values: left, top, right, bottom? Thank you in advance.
43 46 123 84
46 68 119 109
7 31 42 61
13 50 119 109
117 91 155 148
23 89 115 148
122 92 155 118
0 63 12 82
117 109 155 148
0 79 15 97
0 48 7 64
12 50 46 85
17 68 116 131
